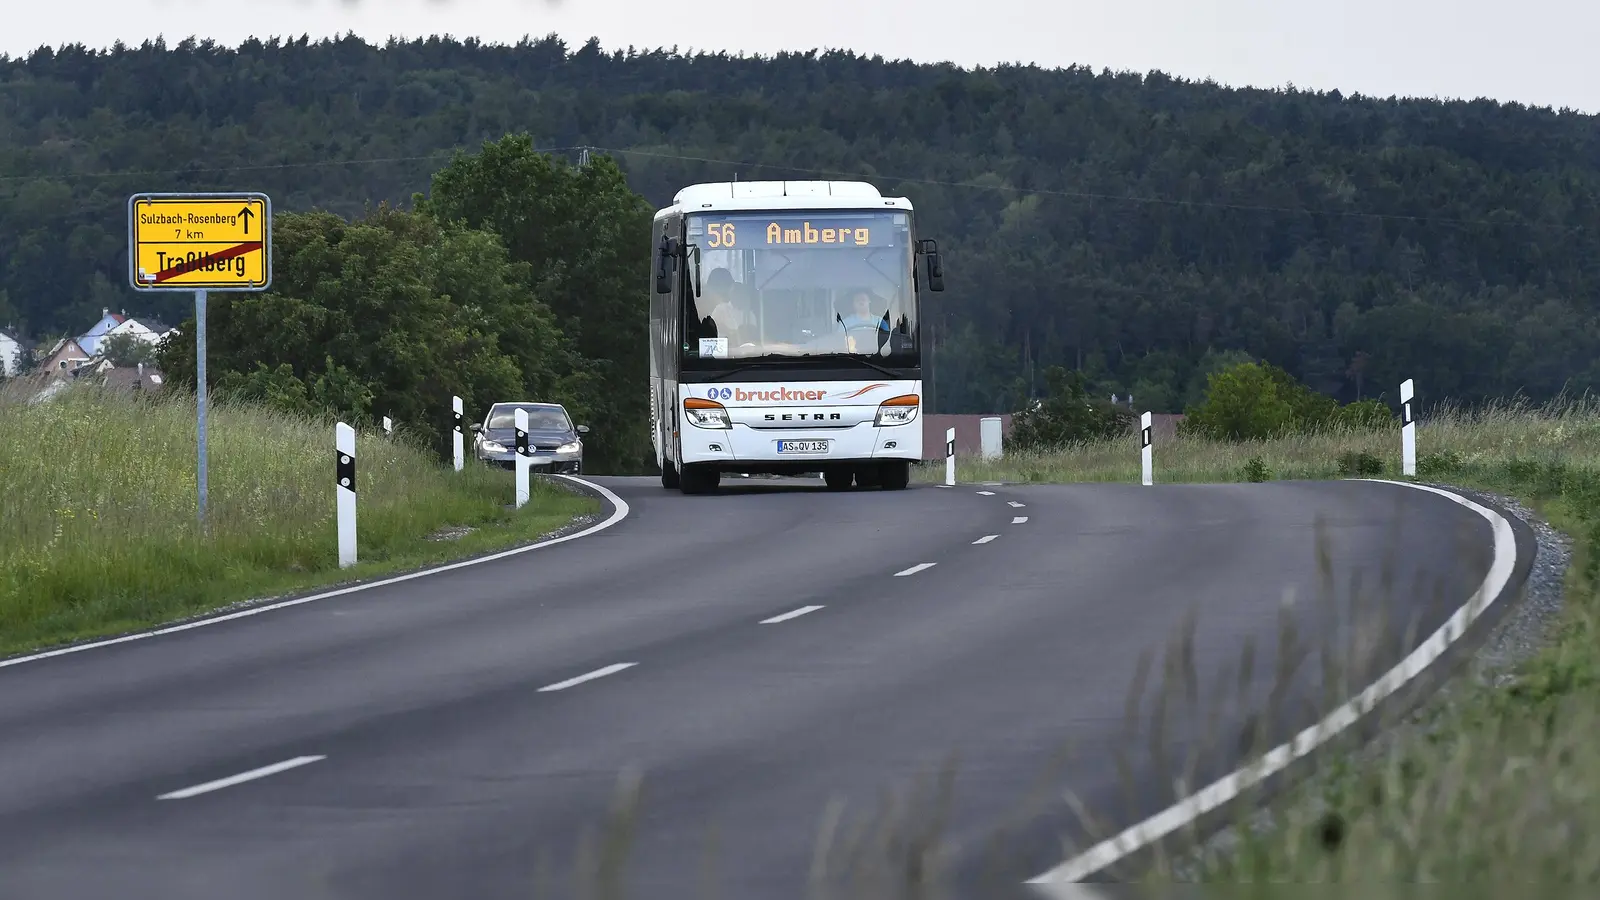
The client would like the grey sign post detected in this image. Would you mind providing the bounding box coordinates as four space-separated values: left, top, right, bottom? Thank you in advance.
128 191 272 527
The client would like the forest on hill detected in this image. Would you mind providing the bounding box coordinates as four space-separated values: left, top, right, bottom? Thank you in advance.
2 33 1600 418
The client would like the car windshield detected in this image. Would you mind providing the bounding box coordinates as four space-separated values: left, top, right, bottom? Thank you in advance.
680 210 918 364
486 405 570 430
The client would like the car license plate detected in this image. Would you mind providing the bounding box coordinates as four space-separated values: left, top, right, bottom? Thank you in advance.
777 440 829 454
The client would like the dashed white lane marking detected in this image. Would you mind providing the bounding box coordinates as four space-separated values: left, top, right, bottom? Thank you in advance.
972 535 999 544
1024 478 1521 892
894 563 937 577
1012 516 1029 524
1008 501 1026 508
935 484 952 489
158 756 326 800
761 605 824 624
977 490 996 496
537 662 637 692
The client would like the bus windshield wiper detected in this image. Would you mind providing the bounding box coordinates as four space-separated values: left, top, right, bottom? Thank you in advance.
811 354 904 379
703 360 798 381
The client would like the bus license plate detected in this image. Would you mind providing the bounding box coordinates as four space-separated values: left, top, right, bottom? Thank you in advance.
777 440 829 454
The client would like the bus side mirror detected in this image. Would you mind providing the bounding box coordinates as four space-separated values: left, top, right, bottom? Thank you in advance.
654 237 676 294
918 239 946 292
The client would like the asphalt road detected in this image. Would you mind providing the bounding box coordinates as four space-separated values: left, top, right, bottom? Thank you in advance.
0 474 1507 899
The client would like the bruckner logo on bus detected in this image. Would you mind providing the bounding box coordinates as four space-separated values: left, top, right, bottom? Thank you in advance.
701 383 893 403
704 386 826 402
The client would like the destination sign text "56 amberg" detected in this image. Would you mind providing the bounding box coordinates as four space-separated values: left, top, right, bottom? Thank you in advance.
696 214 902 250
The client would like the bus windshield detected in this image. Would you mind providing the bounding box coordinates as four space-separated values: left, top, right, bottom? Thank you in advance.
680 210 918 365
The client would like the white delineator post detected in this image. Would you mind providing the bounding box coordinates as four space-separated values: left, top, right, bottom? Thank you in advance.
335 422 357 568
945 427 956 486
1140 411 1153 486
514 407 531 509
980 416 1002 460
1401 378 1416 477
452 396 465 471
382 416 392 437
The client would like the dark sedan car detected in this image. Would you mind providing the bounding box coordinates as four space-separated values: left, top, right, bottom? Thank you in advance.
471 401 587 474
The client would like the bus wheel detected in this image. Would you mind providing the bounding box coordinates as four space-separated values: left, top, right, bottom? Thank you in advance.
879 461 911 490
661 459 680 489
679 464 720 495
823 467 853 490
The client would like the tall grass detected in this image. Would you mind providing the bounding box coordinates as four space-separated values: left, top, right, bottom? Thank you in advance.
923 395 1600 486
0 382 595 655
914 396 1600 885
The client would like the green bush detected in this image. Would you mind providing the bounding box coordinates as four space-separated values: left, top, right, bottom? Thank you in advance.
1182 359 1399 441
1417 448 1465 478
1179 361 1298 440
1008 366 1134 452
1242 455 1271 482
1333 398 1397 431
1336 449 1385 477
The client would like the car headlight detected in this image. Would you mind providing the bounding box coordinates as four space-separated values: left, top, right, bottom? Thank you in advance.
874 393 920 426
683 397 732 429
557 440 582 454
479 439 508 453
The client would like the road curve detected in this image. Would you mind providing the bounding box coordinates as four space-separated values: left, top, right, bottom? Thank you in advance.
0 475 1528 899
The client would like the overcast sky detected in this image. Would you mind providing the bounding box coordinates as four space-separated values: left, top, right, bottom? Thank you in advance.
4 0 1597 113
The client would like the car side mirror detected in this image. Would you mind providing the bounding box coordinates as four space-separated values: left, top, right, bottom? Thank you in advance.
576 425 590 435
469 423 483 433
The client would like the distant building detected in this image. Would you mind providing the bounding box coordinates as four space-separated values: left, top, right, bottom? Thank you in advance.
38 337 92 374
75 308 129 357
0 327 28 377
102 314 175 350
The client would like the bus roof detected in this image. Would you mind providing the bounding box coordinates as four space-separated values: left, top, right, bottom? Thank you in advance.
660 180 915 217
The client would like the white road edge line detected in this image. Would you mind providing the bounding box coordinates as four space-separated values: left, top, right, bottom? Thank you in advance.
1012 516 1029 524
972 535 999 545
761 605 825 624
1024 479 1520 893
894 562 938 577
1 475 631 671
537 662 637 692
1009 501 1026 508
158 755 326 800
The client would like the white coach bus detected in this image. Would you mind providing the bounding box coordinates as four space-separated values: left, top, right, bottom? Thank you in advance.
648 180 946 494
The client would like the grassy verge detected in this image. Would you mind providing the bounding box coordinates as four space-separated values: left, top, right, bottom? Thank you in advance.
919 398 1600 884
0 383 600 658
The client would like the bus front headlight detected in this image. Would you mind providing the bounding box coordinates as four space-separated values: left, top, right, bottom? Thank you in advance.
684 397 732 429
874 394 920 426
